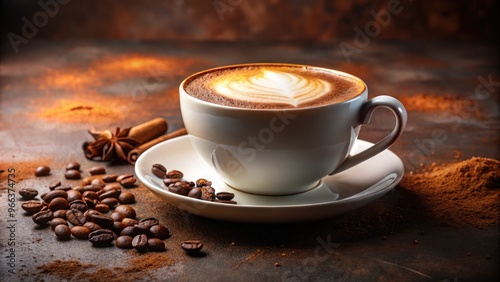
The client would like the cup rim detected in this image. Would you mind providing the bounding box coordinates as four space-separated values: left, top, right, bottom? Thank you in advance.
180 63 368 111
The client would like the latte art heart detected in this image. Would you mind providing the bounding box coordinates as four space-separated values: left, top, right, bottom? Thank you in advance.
212 70 332 107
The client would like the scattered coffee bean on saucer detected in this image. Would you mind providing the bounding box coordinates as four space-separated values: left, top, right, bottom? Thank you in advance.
151 164 167 178
216 192 234 201
152 164 237 204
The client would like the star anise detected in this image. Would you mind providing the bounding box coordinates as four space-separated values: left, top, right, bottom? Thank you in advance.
84 127 139 162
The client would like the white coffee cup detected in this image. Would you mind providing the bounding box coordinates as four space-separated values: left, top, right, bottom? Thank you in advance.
180 63 407 195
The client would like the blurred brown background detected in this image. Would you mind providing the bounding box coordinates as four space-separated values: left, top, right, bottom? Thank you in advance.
1 0 498 45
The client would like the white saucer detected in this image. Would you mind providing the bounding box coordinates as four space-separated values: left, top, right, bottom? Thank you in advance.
135 136 404 223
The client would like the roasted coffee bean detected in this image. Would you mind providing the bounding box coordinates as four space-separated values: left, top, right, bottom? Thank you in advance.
113 221 126 233
117 174 136 187
91 178 105 187
95 203 110 214
21 200 44 214
53 209 67 219
116 174 132 182
73 186 85 193
71 226 91 240
70 200 87 212
187 188 202 199
103 183 122 191
83 222 102 232
54 224 71 241
148 238 166 252
151 164 167 178
50 218 68 230
101 197 119 209
66 209 86 226
168 182 191 196
83 184 102 192
196 178 212 187
81 176 97 186
110 211 126 222
120 226 136 237
214 199 238 204
150 225 169 240
32 210 53 226
122 218 139 227
181 240 203 254
102 174 119 183
162 178 181 186
216 192 235 201
66 162 80 171
118 192 135 204
98 189 121 200
84 209 102 221
201 186 215 201
83 197 97 209
166 170 184 179
96 203 110 214
35 166 50 176
114 205 136 219
82 191 99 200
168 184 185 196
116 235 134 249
89 166 106 175
43 190 67 204
90 214 114 229
65 169 81 180
49 180 61 190
66 190 82 203
132 234 148 252
48 197 70 211
54 184 72 191
19 188 38 200
139 217 159 228
133 224 151 237
88 229 115 246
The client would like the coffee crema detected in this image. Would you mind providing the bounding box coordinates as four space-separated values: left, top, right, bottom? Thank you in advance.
184 64 365 109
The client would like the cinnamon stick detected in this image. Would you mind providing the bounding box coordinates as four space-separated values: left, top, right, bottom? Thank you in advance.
127 128 188 164
128 117 168 145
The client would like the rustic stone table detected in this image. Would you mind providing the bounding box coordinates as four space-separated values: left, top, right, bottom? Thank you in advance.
1 40 498 281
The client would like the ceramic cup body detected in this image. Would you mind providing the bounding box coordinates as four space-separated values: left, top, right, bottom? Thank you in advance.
180 64 407 195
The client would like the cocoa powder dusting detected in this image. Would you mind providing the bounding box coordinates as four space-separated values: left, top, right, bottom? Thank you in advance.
36 260 97 281
34 253 176 281
336 157 499 239
400 157 500 228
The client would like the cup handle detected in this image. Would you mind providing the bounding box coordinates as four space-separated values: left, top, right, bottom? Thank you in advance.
330 95 407 174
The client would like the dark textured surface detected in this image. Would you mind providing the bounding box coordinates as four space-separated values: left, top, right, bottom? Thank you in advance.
1 0 498 45
0 41 499 281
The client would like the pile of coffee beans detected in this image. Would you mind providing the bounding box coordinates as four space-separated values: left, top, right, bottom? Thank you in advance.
24 162 205 256
151 163 236 204
116 217 170 252
22 162 172 252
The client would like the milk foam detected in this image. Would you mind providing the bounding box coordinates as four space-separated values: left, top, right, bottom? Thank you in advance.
211 69 331 107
